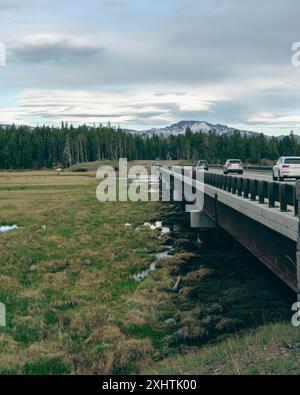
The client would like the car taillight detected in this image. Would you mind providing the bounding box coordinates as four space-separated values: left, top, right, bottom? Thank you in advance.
282 165 290 168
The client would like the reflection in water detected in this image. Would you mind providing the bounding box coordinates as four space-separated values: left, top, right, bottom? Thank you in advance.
133 246 174 282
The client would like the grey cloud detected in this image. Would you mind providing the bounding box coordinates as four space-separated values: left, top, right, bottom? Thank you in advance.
38 113 122 119
1 0 300 133
0 0 25 9
3 0 300 87
9 37 104 64
132 111 164 119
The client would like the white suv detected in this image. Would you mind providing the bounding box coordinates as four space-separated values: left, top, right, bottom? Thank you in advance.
223 159 243 175
273 156 300 181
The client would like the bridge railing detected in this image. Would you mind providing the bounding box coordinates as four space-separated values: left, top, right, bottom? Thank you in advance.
156 162 273 173
158 165 297 216
208 164 273 173
203 172 297 216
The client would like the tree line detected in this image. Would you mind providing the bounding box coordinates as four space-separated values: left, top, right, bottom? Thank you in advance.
0 123 299 169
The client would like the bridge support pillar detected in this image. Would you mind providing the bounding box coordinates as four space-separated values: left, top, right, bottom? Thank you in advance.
296 181 300 302
190 211 215 229
190 211 216 249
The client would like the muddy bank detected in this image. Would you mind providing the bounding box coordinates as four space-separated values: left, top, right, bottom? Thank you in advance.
150 203 293 347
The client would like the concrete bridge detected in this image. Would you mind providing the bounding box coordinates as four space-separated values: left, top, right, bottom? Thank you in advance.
158 166 300 298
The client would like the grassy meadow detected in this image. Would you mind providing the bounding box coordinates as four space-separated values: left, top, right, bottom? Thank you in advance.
0 163 298 375
0 166 172 374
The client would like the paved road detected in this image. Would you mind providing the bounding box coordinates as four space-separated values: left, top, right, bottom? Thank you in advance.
208 168 296 184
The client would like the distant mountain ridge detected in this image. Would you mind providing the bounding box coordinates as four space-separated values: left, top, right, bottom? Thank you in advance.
124 120 258 137
1 121 299 140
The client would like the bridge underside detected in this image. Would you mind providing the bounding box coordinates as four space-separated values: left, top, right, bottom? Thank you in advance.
203 193 297 292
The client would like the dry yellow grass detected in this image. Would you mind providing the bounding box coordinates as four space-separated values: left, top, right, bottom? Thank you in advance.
0 171 95 186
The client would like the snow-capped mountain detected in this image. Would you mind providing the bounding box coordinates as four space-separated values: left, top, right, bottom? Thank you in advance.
125 121 258 137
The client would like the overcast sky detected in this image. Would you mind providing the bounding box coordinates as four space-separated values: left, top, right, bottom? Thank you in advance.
0 0 300 135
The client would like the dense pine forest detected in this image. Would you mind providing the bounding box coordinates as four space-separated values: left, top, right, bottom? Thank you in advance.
0 123 299 169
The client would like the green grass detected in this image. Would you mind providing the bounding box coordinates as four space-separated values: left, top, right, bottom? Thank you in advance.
143 322 300 375
0 169 173 374
23 357 71 375
0 165 298 375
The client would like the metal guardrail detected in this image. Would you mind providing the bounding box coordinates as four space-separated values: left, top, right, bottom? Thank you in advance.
155 162 273 173
245 165 273 173
208 164 273 173
202 172 297 216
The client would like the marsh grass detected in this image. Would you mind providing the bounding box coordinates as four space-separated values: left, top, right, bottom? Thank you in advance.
143 322 300 375
0 167 297 375
0 171 161 373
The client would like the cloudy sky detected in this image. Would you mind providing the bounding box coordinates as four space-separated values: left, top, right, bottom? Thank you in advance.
0 0 300 135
